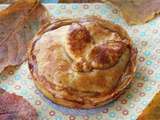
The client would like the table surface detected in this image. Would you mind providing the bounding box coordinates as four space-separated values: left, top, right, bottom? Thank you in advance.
0 0 102 3
0 0 160 120
0 3 160 120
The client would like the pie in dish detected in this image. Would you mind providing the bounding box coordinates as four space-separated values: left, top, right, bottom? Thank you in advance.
28 16 137 109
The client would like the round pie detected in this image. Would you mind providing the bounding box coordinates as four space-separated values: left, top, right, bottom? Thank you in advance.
28 16 137 109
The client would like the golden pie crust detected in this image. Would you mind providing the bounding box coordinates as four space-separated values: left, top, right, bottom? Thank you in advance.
28 16 137 109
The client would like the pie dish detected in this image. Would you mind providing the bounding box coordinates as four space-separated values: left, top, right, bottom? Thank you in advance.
28 16 137 109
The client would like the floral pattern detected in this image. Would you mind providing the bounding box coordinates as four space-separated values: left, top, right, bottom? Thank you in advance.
0 3 160 120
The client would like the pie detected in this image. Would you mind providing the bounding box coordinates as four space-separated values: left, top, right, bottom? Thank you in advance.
28 16 137 109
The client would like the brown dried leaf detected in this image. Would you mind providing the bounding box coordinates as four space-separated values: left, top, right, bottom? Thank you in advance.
137 92 160 120
0 0 50 72
0 0 18 3
0 88 37 120
104 0 160 24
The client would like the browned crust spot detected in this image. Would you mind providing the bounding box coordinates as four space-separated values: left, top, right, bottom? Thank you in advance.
89 41 128 69
68 23 91 57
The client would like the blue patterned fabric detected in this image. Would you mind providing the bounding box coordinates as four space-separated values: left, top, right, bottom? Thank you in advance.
41 0 59 3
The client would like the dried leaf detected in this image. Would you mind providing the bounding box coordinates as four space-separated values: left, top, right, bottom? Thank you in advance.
0 88 37 120
103 0 160 24
0 0 50 72
0 0 18 3
137 92 160 120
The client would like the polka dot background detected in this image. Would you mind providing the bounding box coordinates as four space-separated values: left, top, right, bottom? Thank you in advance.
0 3 160 120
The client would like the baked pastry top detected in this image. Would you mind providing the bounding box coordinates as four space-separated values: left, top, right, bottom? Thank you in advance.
28 16 137 109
